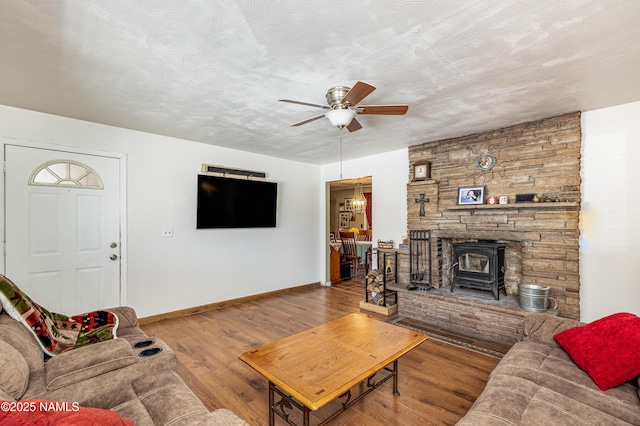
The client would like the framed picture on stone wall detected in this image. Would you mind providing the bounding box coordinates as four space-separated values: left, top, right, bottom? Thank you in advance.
457 185 485 205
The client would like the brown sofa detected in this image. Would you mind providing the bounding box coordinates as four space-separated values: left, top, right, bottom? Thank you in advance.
458 314 640 425
0 305 248 425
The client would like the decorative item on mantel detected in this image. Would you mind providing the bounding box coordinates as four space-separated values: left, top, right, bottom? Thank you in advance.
412 161 431 181
377 239 394 249
516 193 535 203
457 185 485 205
486 196 499 205
539 195 565 203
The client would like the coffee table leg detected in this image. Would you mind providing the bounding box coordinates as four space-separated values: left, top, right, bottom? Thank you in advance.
269 381 275 426
393 360 400 396
303 406 310 426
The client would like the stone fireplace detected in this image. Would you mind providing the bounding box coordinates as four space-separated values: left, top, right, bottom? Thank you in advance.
394 112 582 343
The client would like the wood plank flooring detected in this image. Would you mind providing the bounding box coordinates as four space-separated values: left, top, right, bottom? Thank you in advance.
141 278 500 426
391 317 512 357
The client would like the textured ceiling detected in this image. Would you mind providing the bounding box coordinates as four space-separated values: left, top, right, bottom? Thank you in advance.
1 1 639 165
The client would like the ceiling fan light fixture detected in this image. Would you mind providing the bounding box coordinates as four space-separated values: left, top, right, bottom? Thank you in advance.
281 81 408 132
325 108 356 128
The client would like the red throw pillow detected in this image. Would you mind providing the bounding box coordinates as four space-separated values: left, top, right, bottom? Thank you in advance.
0 399 133 425
554 312 640 390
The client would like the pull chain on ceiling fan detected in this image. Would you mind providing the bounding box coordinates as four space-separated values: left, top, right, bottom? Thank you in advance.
279 81 408 132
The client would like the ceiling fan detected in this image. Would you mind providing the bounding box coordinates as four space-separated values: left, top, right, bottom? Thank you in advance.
279 81 408 132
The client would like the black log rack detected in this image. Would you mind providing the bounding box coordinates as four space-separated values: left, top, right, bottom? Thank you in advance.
365 251 398 307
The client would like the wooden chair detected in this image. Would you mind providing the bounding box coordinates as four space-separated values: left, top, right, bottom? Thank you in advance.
357 229 372 241
339 231 360 276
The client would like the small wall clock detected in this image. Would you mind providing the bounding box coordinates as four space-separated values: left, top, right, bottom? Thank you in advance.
412 161 431 181
477 153 496 171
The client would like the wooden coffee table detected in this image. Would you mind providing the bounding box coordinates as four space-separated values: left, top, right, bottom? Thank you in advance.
239 313 428 426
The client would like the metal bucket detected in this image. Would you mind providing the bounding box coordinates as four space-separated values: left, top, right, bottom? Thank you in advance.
518 284 557 312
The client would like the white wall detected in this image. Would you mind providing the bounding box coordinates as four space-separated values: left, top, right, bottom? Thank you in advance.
320 149 408 280
581 101 640 322
0 105 321 318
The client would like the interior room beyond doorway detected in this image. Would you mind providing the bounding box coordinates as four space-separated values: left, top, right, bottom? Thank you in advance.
329 176 372 235
328 176 372 284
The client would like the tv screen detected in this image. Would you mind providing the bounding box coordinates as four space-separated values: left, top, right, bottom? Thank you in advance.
197 174 278 228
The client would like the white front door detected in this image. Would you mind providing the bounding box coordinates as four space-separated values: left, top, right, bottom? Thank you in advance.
4 145 122 314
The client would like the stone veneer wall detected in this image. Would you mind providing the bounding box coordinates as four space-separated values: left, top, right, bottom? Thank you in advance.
406 112 582 319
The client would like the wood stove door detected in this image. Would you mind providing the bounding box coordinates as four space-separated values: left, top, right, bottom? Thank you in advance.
453 248 493 283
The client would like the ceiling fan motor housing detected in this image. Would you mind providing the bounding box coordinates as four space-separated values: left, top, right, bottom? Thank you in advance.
326 86 351 108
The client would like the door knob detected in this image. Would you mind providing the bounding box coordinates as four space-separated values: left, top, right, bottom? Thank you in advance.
110 254 118 261
110 242 118 248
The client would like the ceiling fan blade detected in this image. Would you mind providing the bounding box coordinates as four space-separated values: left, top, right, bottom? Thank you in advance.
279 99 330 109
290 114 326 127
346 118 362 132
341 81 376 107
356 105 409 115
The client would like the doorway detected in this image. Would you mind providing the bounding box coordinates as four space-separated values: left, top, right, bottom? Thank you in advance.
4 144 125 314
328 176 372 284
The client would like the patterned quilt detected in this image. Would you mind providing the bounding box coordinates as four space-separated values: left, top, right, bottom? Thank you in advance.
0 274 118 356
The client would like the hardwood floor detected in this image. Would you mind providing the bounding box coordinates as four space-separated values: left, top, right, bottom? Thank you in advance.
141 278 500 426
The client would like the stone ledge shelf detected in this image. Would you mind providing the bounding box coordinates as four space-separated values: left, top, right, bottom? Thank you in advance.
448 201 579 210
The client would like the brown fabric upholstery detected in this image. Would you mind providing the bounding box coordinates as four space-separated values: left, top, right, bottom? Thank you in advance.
45 338 137 390
0 389 16 402
112 371 209 425
0 314 45 371
108 306 139 329
458 313 640 425
0 305 248 425
521 312 581 343
0 340 29 399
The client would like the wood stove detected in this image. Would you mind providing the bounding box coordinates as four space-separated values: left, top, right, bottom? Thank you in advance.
451 241 506 300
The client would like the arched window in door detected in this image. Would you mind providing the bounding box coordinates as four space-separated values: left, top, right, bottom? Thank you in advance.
28 160 104 189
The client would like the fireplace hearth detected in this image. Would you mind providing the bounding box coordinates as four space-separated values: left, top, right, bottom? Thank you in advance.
451 241 506 300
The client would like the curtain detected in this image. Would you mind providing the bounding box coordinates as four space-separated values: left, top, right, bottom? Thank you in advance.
364 192 372 229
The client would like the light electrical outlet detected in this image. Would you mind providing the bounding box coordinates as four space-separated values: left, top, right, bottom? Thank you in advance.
161 227 173 238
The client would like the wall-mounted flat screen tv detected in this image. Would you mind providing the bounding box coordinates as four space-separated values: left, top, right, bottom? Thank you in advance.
197 174 278 228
